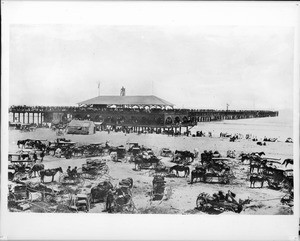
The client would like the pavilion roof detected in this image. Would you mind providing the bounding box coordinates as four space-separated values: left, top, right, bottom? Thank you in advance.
78 95 174 107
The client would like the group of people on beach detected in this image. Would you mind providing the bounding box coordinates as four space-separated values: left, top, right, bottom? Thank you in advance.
66 166 78 178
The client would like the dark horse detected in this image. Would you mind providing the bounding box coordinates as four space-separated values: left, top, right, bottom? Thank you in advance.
170 165 190 177
249 174 268 188
40 167 63 183
17 139 31 148
30 164 45 177
282 159 293 167
175 150 195 162
134 155 160 170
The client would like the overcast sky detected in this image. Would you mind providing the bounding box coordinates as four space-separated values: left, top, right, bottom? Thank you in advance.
9 24 294 110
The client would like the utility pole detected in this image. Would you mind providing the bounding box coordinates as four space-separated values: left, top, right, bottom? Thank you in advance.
98 82 100 96
151 81 153 95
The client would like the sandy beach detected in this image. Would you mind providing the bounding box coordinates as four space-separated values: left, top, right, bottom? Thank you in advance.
8 116 294 215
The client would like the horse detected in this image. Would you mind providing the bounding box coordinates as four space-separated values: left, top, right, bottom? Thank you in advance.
30 164 45 177
34 142 47 151
249 175 268 188
134 155 159 170
190 167 206 184
90 181 113 203
282 159 293 167
175 150 195 162
169 165 190 177
17 139 30 148
200 151 213 165
40 167 63 183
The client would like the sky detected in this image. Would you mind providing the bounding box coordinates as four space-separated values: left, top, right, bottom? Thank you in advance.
9 24 295 110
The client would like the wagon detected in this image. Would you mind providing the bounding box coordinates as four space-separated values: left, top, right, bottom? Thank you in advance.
116 146 126 159
9 155 34 181
8 184 32 202
204 172 231 184
77 159 109 179
191 169 231 184
152 176 166 201
127 143 141 156
59 173 84 185
83 143 105 157
196 191 248 214
160 148 173 157
69 193 91 212
113 186 134 213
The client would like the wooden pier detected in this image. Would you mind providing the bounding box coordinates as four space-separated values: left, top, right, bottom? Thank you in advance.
9 106 279 135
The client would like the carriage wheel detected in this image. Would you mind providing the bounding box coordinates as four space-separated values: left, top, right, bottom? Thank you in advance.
232 205 243 213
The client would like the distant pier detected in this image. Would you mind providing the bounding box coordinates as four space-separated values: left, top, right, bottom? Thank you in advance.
8 105 279 134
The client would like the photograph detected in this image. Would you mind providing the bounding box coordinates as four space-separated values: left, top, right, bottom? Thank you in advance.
1 1 299 240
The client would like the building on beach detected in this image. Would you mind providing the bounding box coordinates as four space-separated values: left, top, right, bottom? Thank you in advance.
67 120 96 135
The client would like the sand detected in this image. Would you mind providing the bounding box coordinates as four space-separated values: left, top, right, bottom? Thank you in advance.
8 125 293 215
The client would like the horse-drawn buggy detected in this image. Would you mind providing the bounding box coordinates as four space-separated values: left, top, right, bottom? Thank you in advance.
127 143 141 156
160 148 173 157
69 193 91 212
110 146 127 162
112 178 134 213
152 176 166 201
134 153 160 170
191 158 233 184
47 141 76 158
8 153 34 181
191 168 231 184
82 143 105 157
90 179 134 213
196 190 250 214
8 184 32 202
77 159 109 180
172 150 195 165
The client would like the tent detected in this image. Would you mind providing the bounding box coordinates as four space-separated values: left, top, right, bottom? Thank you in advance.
67 120 96 135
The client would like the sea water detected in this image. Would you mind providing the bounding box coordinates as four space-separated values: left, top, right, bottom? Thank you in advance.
191 111 293 142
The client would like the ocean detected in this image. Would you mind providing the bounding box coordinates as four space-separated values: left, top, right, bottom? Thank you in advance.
191 111 294 142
